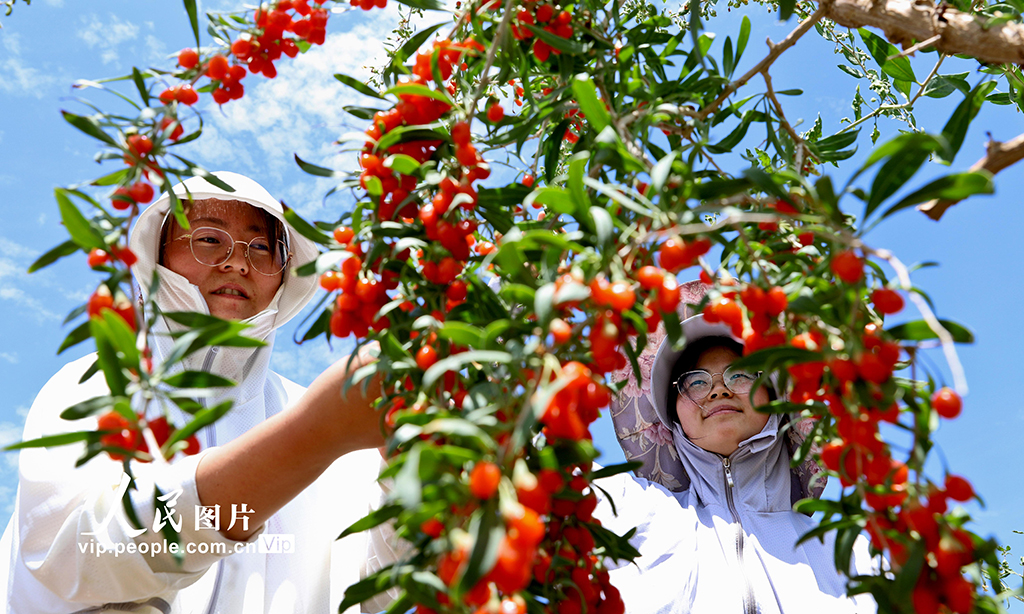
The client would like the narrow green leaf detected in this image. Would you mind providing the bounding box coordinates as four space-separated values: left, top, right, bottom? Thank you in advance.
59 395 118 420
393 0 444 11
57 321 90 355
524 187 575 214
28 239 79 273
866 148 931 218
55 189 105 251
707 111 754 154
590 206 613 245
858 29 916 82
282 203 333 245
524 25 587 55
938 82 996 164
384 83 451 104
164 401 233 449
162 371 236 389
183 0 201 49
422 351 513 389
736 16 751 65
4 431 94 451
437 322 485 348
62 111 119 147
571 74 612 133
651 151 677 193
880 171 993 219
334 73 384 99
383 154 421 175
293 153 338 178
131 68 151 107
338 504 403 539
779 0 796 21
90 317 128 397
886 319 974 343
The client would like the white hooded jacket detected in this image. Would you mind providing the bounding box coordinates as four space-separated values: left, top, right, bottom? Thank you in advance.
0 173 393 614
594 318 878 614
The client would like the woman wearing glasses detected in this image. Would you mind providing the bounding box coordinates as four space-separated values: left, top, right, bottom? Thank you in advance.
596 314 877 613
1 173 392 613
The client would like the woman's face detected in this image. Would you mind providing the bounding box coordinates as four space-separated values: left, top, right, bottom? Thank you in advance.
163 199 284 321
675 345 770 457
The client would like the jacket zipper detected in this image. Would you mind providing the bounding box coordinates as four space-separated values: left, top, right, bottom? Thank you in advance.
723 456 756 614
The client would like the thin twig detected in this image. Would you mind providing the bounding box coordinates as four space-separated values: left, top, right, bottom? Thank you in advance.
466 0 517 119
870 247 968 395
762 70 807 172
695 4 829 123
919 131 1024 220
839 54 945 134
888 34 942 60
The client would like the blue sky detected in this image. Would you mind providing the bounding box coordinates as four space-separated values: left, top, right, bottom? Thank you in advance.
1 0 1023 567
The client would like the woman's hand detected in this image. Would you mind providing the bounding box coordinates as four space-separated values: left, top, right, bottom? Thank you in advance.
195 344 385 541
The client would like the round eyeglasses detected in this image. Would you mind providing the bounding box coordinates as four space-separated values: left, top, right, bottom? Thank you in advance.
172 227 291 276
674 367 762 402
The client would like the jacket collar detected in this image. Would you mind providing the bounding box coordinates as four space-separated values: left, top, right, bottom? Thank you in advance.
672 414 796 513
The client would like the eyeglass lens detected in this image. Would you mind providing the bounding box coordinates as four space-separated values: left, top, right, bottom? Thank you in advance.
189 227 287 275
678 368 759 401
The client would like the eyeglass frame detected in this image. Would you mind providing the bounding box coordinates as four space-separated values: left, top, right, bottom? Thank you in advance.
673 368 764 403
170 226 293 276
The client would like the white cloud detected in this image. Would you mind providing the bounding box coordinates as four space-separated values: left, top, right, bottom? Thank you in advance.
0 33 58 97
0 237 38 260
0 286 60 322
0 353 17 364
77 14 140 65
186 17 397 190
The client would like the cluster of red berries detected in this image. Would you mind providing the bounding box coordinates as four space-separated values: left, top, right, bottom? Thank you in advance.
510 2 574 62
538 362 610 441
87 284 138 332
98 411 200 462
322 227 398 338
863 475 977 614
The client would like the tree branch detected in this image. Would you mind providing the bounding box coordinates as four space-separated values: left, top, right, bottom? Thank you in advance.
918 131 1024 220
696 4 828 122
816 0 1024 65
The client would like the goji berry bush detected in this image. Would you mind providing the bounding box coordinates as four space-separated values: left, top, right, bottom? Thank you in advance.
11 0 1024 612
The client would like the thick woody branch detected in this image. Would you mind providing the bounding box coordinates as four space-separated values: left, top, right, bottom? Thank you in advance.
918 132 1024 220
816 0 1024 65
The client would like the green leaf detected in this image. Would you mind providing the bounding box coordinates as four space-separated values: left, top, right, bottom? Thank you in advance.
394 444 423 507
886 319 974 343
938 81 996 164
162 371 236 389
90 316 128 397
131 67 151 107
59 321 92 354
183 0 201 49
525 25 587 55
524 187 575 214
880 171 993 219
779 0 796 20
590 206 613 245
164 401 233 449
422 351 513 389
922 74 970 99
736 17 750 66
591 461 643 480
28 239 79 273
62 111 119 147
437 322 484 348
59 395 118 420
858 29 916 82
456 505 503 596
338 504 403 539
334 73 384 99
282 203 333 245
384 83 451 104
383 154 421 175
571 74 612 133
55 189 105 251
393 0 444 11
865 147 932 218
567 152 591 213
4 430 95 451
651 151 677 193
707 111 755 154
293 153 338 178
